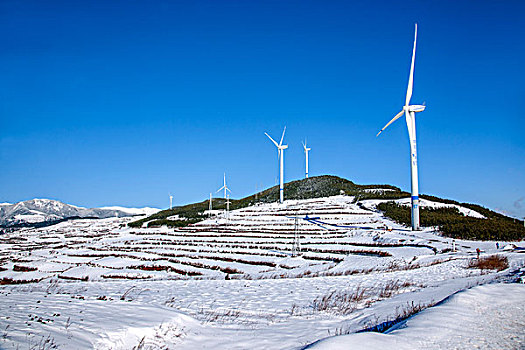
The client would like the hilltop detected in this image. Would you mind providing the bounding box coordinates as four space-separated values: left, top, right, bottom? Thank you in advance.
129 175 525 241
128 175 406 227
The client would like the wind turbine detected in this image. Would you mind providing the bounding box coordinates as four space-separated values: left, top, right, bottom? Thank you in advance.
209 192 213 216
216 173 231 199
169 193 173 210
302 139 311 179
377 23 426 231
265 127 288 204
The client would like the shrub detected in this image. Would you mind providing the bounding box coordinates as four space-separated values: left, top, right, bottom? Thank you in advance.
377 201 525 241
468 255 508 271
13 265 38 272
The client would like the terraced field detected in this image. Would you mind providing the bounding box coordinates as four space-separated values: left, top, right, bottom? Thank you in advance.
0 196 442 283
1 195 523 349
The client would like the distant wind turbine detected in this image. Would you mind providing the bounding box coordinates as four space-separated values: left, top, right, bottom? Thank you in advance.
216 173 231 199
302 139 311 179
265 127 288 204
169 193 173 210
377 23 426 231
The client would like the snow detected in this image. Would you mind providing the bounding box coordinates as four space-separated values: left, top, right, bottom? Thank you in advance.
362 188 396 193
0 195 523 349
308 283 525 349
361 198 486 219
99 206 161 216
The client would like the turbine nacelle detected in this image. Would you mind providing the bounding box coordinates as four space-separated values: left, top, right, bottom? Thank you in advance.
302 140 311 152
405 104 426 113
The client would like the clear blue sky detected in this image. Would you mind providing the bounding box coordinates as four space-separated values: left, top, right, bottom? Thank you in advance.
1 0 524 217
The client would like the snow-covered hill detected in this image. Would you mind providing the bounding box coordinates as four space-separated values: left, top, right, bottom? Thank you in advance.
0 195 523 350
0 199 159 227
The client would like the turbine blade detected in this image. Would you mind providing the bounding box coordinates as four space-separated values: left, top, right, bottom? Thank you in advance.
226 187 232 193
376 110 404 137
265 132 279 147
405 23 417 106
216 186 225 193
279 126 286 146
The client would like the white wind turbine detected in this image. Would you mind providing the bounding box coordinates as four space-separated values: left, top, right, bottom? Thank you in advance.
377 23 426 231
216 173 231 199
302 139 311 179
265 127 288 204
169 193 173 210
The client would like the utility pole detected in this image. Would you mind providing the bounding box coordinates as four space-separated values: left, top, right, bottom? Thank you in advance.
293 216 301 257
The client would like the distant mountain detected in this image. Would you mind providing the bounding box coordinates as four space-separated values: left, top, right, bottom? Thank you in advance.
99 206 160 216
0 199 159 228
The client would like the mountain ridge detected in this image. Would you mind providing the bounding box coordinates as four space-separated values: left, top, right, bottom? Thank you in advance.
0 198 159 228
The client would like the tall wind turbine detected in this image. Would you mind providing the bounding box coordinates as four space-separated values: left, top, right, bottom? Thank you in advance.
169 193 173 210
377 23 426 231
302 140 311 179
265 127 288 204
216 173 231 199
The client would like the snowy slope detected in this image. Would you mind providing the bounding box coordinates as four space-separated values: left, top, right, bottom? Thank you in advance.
0 195 523 350
307 283 525 349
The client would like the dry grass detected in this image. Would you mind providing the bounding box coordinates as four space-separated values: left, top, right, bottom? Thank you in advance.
468 255 508 271
312 285 369 314
379 280 414 298
359 300 434 334
200 308 242 323
312 279 417 315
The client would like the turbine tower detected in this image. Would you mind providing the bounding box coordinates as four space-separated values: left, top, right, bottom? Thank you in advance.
302 140 311 179
216 173 231 199
377 23 426 231
169 193 173 210
226 194 231 221
265 127 288 204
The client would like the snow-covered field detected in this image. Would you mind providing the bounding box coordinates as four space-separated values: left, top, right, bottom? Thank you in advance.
1 195 523 349
308 283 525 350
